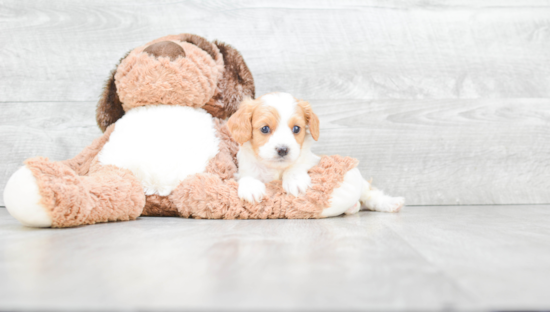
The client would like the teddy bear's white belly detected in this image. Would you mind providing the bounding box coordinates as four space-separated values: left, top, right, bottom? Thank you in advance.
98 105 220 196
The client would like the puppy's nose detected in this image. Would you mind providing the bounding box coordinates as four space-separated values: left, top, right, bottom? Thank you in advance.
276 146 289 157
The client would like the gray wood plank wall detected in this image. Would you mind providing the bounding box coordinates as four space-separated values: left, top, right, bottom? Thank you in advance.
1 0 549 206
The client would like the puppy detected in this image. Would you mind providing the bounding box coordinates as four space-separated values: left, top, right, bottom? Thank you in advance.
227 92 404 214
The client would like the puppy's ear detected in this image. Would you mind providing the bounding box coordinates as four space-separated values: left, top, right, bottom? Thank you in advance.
297 100 320 141
96 50 131 132
227 98 258 144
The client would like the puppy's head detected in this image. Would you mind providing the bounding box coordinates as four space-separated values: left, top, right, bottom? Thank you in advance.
227 92 319 168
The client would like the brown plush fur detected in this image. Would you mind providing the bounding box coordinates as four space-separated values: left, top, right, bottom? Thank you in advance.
203 41 255 119
204 119 240 180
143 41 186 60
96 52 131 132
115 41 224 110
142 194 179 217
178 33 221 63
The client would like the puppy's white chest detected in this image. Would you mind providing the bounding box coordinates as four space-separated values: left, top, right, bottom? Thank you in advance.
254 166 282 183
98 105 220 196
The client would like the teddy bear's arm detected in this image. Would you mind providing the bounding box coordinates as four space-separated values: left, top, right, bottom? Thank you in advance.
61 124 116 176
204 119 239 180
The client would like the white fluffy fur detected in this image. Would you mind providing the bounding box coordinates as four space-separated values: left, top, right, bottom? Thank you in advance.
320 168 363 217
98 105 220 196
360 181 405 213
257 93 302 165
3 166 52 227
237 137 320 202
321 168 405 217
235 92 405 215
236 93 320 202
237 176 267 203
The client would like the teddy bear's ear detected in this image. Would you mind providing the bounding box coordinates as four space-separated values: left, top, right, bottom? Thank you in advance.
96 50 131 132
203 41 255 119
178 33 220 62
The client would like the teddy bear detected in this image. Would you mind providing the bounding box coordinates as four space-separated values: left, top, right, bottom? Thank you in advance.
3 33 377 228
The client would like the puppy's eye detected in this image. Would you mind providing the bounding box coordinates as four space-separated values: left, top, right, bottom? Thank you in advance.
261 126 270 134
293 126 300 134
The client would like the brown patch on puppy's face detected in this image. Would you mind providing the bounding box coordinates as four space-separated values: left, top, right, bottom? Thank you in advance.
249 105 280 155
227 97 280 155
288 110 307 147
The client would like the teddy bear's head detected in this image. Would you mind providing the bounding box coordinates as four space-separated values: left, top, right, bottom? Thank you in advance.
96 33 255 132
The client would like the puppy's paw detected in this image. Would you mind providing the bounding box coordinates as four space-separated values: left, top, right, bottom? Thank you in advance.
344 201 361 215
374 196 405 213
238 177 266 203
389 197 405 212
282 172 311 197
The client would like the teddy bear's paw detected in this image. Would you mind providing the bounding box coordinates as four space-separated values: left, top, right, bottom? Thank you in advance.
3 166 52 227
282 172 311 197
238 176 266 203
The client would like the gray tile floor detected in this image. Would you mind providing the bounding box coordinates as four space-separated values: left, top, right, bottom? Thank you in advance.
0 205 549 311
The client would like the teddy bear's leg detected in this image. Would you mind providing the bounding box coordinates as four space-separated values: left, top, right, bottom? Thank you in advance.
4 157 145 228
4 166 51 227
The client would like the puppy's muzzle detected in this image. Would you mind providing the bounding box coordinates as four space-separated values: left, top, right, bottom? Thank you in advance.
276 146 289 157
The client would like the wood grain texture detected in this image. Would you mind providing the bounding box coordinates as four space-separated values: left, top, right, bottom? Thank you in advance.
1 99 549 206
1 1 549 206
1 205 550 311
0 0 549 101
312 98 550 205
